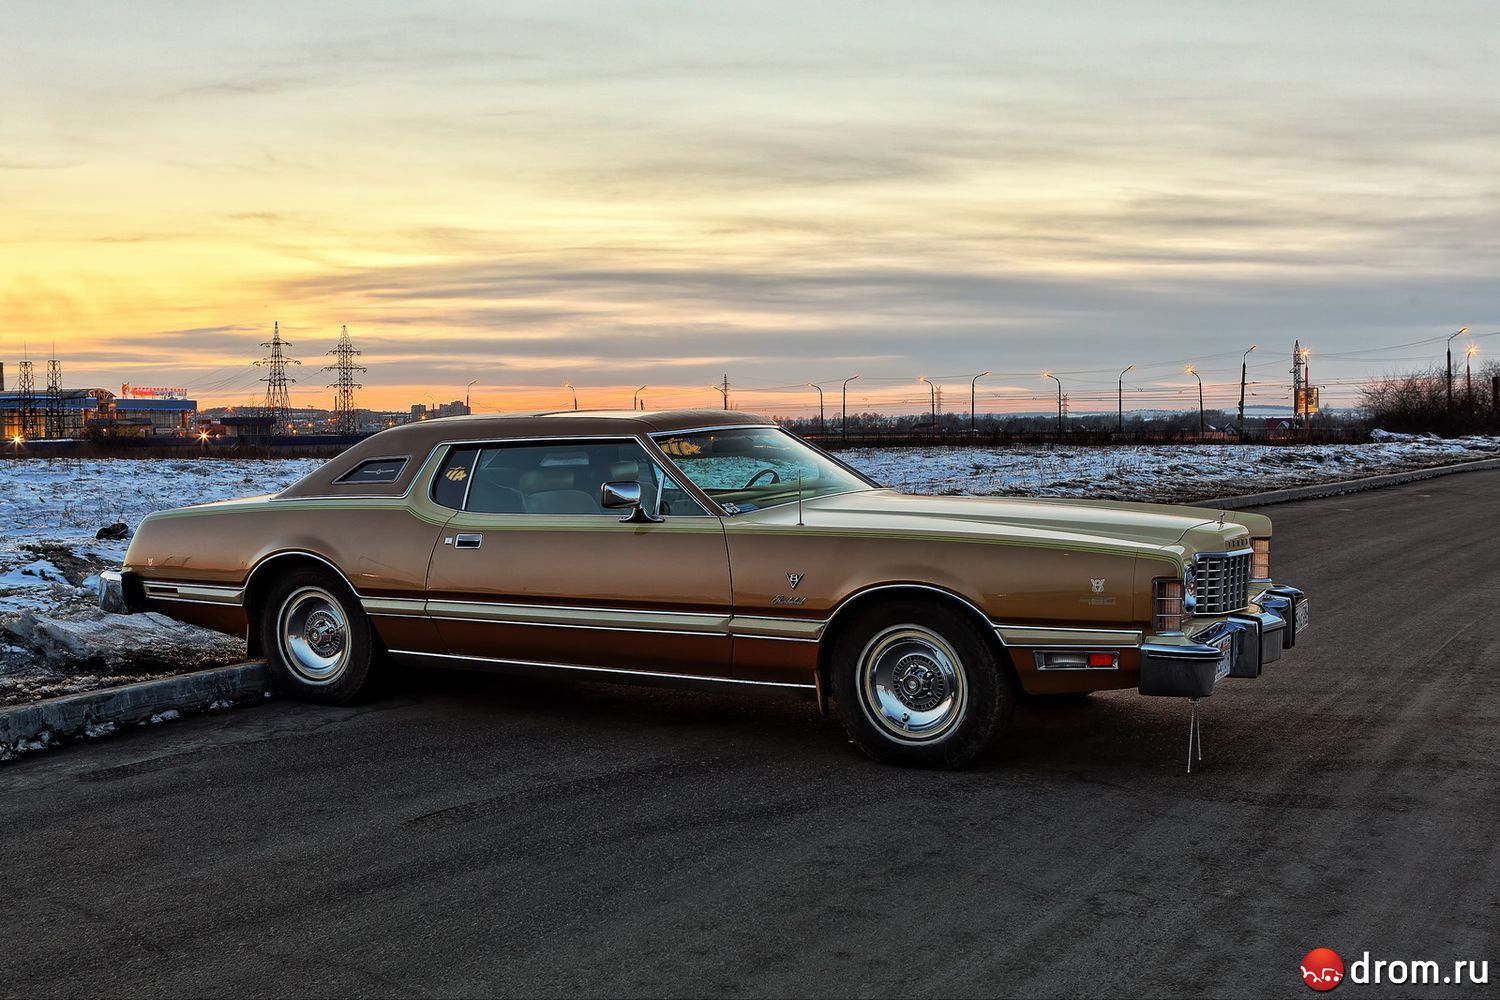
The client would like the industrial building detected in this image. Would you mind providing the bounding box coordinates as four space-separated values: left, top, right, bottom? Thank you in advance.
0 387 198 438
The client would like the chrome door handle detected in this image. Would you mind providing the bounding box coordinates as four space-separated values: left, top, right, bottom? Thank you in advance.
454 532 483 549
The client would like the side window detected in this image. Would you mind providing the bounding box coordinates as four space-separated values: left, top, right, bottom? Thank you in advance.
654 464 709 517
443 440 709 517
432 446 480 510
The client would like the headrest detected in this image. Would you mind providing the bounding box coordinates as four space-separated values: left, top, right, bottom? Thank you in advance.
608 460 639 481
521 468 575 492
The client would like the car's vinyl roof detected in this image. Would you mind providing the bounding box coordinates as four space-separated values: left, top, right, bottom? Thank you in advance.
278 409 779 499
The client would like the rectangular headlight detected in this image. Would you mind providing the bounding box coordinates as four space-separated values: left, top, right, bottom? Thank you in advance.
1252 537 1270 580
1154 578 1185 633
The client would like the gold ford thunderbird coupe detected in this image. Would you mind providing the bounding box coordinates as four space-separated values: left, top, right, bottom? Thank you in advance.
100 410 1309 768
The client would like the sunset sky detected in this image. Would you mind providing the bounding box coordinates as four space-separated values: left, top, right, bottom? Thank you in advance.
3 1 1498 417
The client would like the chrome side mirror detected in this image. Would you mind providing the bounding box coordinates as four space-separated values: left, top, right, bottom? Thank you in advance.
600 481 662 523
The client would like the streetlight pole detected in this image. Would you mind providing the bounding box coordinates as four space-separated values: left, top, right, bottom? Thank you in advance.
1117 364 1134 433
841 374 860 445
918 377 937 433
709 384 728 408
1447 327 1468 412
1185 366 1203 436
564 382 577 410
633 385 647 411
806 383 825 435
970 371 990 440
1467 344 1477 411
466 379 478 412
1042 371 1062 435
1237 345 1256 443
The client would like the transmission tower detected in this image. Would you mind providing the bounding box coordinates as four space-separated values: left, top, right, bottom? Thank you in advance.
322 325 366 434
17 360 38 439
255 322 300 435
45 358 63 438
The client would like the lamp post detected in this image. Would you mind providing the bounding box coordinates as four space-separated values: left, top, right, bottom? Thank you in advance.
564 382 577 410
709 384 728 408
1185 366 1203 436
806 382 825 435
1237 345 1256 443
1299 347 1312 434
466 379 478 412
1042 371 1063 435
841 374 860 445
970 371 990 440
633 385 647 411
1117 364 1134 433
1467 344 1478 410
918 376 937 433
1447 327 1468 412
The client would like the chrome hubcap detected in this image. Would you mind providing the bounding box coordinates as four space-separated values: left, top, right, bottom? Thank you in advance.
279 587 350 685
858 625 967 742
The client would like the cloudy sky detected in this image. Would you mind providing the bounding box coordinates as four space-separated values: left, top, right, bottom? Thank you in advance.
3 0 1497 416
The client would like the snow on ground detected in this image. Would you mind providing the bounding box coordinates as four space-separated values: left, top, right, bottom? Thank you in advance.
0 457 322 704
848 433 1500 502
2 435 1497 705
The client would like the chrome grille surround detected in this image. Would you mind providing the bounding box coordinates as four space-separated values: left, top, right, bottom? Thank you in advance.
1193 549 1253 615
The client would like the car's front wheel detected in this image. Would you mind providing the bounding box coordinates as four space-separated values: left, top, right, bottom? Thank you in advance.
830 600 1013 768
259 568 379 704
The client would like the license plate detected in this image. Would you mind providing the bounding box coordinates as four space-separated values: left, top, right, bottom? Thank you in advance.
1214 635 1233 682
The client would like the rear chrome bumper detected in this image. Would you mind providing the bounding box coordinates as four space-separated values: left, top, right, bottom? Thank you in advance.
1139 585 1308 699
98 569 146 615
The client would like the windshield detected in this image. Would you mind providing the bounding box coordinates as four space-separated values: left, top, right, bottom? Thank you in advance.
653 426 875 513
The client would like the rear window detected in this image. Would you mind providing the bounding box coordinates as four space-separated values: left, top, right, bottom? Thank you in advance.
334 457 408 486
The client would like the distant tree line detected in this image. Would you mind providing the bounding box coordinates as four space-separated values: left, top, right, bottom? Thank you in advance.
1360 363 1500 436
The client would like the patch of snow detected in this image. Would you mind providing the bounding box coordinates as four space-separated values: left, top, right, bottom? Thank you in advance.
84 721 118 738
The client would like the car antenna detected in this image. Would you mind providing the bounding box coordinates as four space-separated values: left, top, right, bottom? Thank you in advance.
797 473 804 526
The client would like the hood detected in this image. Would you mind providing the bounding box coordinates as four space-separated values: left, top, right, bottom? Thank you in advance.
757 488 1247 555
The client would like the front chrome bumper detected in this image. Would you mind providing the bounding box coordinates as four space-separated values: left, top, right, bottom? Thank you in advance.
1139 586 1308 699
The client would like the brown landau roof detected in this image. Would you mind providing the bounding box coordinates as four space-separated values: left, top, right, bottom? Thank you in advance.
279 408 776 499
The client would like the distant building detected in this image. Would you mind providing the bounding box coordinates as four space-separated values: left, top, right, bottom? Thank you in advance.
0 388 197 438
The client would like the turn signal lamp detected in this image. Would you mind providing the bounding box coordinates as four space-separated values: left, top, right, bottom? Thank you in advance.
1154 578 1185 633
1252 538 1271 580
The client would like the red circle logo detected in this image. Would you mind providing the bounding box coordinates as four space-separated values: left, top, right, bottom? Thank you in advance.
1301 948 1344 991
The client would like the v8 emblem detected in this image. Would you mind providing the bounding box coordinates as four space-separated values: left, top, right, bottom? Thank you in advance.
786 572 804 590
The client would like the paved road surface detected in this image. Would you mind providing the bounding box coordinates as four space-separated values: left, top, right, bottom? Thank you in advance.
4 472 1498 998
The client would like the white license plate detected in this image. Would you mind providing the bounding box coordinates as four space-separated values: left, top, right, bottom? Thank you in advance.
1214 635 1233 681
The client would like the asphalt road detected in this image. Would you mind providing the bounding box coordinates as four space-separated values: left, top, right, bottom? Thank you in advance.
4 472 1498 999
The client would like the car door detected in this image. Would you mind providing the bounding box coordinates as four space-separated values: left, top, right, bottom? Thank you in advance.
424 437 734 677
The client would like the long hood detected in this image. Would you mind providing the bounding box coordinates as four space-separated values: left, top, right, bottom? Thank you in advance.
769 489 1246 554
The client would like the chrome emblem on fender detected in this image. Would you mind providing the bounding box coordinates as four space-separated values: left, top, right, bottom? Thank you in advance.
786 572 804 590
1090 579 1106 593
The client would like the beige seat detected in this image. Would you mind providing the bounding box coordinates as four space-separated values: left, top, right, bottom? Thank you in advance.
521 468 598 514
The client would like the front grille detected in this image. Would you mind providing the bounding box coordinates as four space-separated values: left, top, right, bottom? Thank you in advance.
1194 551 1252 615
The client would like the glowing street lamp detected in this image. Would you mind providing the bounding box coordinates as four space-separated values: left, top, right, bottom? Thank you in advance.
1447 327 1469 411
1185 365 1204 436
841 374 860 444
1042 371 1063 435
564 382 578 410
708 383 729 409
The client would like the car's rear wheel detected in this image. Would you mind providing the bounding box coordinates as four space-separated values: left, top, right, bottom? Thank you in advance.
260 568 379 704
830 600 1013 768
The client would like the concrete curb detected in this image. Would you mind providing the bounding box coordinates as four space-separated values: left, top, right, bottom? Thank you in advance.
1211 456 1500 509
1 662 270 760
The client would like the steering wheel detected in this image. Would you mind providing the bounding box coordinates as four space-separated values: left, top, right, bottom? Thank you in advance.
742 468 782 488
